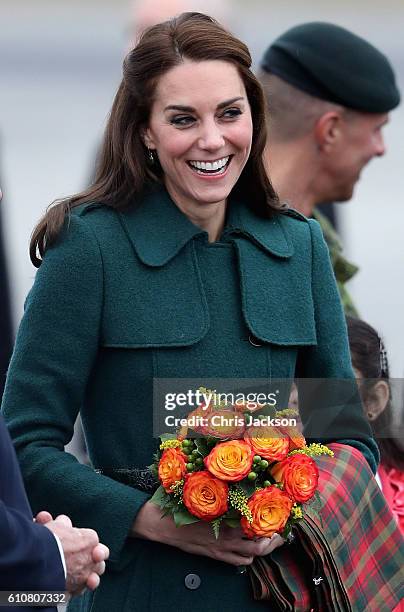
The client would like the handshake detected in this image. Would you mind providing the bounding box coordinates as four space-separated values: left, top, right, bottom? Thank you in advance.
35 511 110 596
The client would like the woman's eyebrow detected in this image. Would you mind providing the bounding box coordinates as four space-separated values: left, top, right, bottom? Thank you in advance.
164 97 245 113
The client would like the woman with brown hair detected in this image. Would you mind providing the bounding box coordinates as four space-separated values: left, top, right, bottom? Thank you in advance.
2 13 377 611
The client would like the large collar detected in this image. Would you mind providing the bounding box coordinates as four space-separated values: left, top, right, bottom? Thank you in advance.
118 185 294 267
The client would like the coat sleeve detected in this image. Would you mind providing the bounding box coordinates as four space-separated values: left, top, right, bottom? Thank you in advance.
1 213 150 569
296 219 379 473
0 501 65 592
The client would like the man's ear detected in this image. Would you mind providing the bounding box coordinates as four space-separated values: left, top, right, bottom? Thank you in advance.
314 111 343 153
365 380 390 421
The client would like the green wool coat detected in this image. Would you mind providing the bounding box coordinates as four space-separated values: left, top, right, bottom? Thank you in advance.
2 186 378 612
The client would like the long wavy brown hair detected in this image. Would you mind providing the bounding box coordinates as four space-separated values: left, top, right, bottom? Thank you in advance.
30 12 280 267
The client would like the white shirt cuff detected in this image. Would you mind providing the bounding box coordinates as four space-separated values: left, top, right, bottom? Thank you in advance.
53 533 67 578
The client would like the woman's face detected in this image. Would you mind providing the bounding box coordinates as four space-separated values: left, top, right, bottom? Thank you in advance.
143 59 253 214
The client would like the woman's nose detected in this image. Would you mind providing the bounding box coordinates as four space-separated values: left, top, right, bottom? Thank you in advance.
198 120 225 150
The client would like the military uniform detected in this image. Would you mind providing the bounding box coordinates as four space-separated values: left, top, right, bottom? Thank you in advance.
313 209 359 317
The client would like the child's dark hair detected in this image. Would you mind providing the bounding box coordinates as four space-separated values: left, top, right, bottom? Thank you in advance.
346 316 404 470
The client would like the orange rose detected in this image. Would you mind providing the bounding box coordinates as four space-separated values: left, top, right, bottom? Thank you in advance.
158 448 187 493
179 404 210 438
245 426 289 462
282 425 306 451
270 453 319 503
241 486 293 538
204 440 253 482
200 410 246 439
183 471 228 521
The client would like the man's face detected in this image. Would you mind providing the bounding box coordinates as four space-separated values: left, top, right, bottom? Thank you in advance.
326 111 388 202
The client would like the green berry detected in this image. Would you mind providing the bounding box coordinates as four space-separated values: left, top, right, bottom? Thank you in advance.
263 480 271 487
186 463 194 471
182 447 192 455
260 460 269 469
253 455 262 463
182 439 192 447
195 457 203 465
248 472 257 481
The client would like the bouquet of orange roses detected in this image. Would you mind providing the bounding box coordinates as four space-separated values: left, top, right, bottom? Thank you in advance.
150 389 333 539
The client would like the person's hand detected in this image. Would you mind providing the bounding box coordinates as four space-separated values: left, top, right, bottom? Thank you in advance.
34 510 53 524
131 501 284 566
43 514 109 595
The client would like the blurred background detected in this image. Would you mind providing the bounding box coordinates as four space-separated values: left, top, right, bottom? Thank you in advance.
1 0 403 380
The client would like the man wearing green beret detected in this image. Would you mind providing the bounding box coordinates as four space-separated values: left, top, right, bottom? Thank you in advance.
258 22 400 316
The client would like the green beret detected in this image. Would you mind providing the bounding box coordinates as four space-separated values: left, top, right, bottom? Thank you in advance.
261 22 400 113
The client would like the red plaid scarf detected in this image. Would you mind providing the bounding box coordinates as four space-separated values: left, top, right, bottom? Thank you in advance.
249 443 404 611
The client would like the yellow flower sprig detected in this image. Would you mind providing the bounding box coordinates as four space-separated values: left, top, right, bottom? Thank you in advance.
160 439 182 451
170 479 184 500
289 443 334 458
291 503 303 520
229 487 253 523
275 408 299 418
198 386 227 409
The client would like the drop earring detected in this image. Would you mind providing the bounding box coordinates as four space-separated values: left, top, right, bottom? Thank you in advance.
147 148 156 164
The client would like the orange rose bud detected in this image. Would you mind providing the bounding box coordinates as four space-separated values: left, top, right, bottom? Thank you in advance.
183 471 228 521
245 426 290 462
270 453 319 503
241 486 293 538
282 426 306 451
158 448 187 493
204 440 253 482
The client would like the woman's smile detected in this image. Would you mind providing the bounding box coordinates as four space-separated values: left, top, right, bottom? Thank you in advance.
187 155 232 178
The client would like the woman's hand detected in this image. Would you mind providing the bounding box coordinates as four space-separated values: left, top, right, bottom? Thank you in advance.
131 501 284 566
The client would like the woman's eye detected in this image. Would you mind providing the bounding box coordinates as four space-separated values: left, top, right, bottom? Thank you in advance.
170 115 195 127
221 108 243 119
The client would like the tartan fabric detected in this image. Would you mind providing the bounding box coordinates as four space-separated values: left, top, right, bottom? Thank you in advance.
249 443 404 611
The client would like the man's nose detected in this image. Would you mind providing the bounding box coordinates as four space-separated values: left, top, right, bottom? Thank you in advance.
198 119 225 150
374 132 386 157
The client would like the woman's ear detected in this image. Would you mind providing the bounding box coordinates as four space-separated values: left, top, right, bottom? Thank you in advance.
365 380 390 420
141 127 156 150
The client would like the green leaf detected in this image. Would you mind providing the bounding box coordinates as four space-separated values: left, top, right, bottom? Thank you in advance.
238 480 256 498
223 518 240 529
160 433 177 443
224 508 240 520
211 518 222 539
195 438 209 457
173 509 200 528
149 485 168 508
254 404 277 418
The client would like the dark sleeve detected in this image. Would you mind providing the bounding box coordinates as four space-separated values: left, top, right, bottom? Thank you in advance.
1 213 149 569
296 219 379 473
0 502 65 592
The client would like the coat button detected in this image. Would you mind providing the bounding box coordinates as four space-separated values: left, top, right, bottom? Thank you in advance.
248 334 262 347
184 573 201 590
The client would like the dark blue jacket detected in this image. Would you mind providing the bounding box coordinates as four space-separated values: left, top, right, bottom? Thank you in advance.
0 415 65 611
